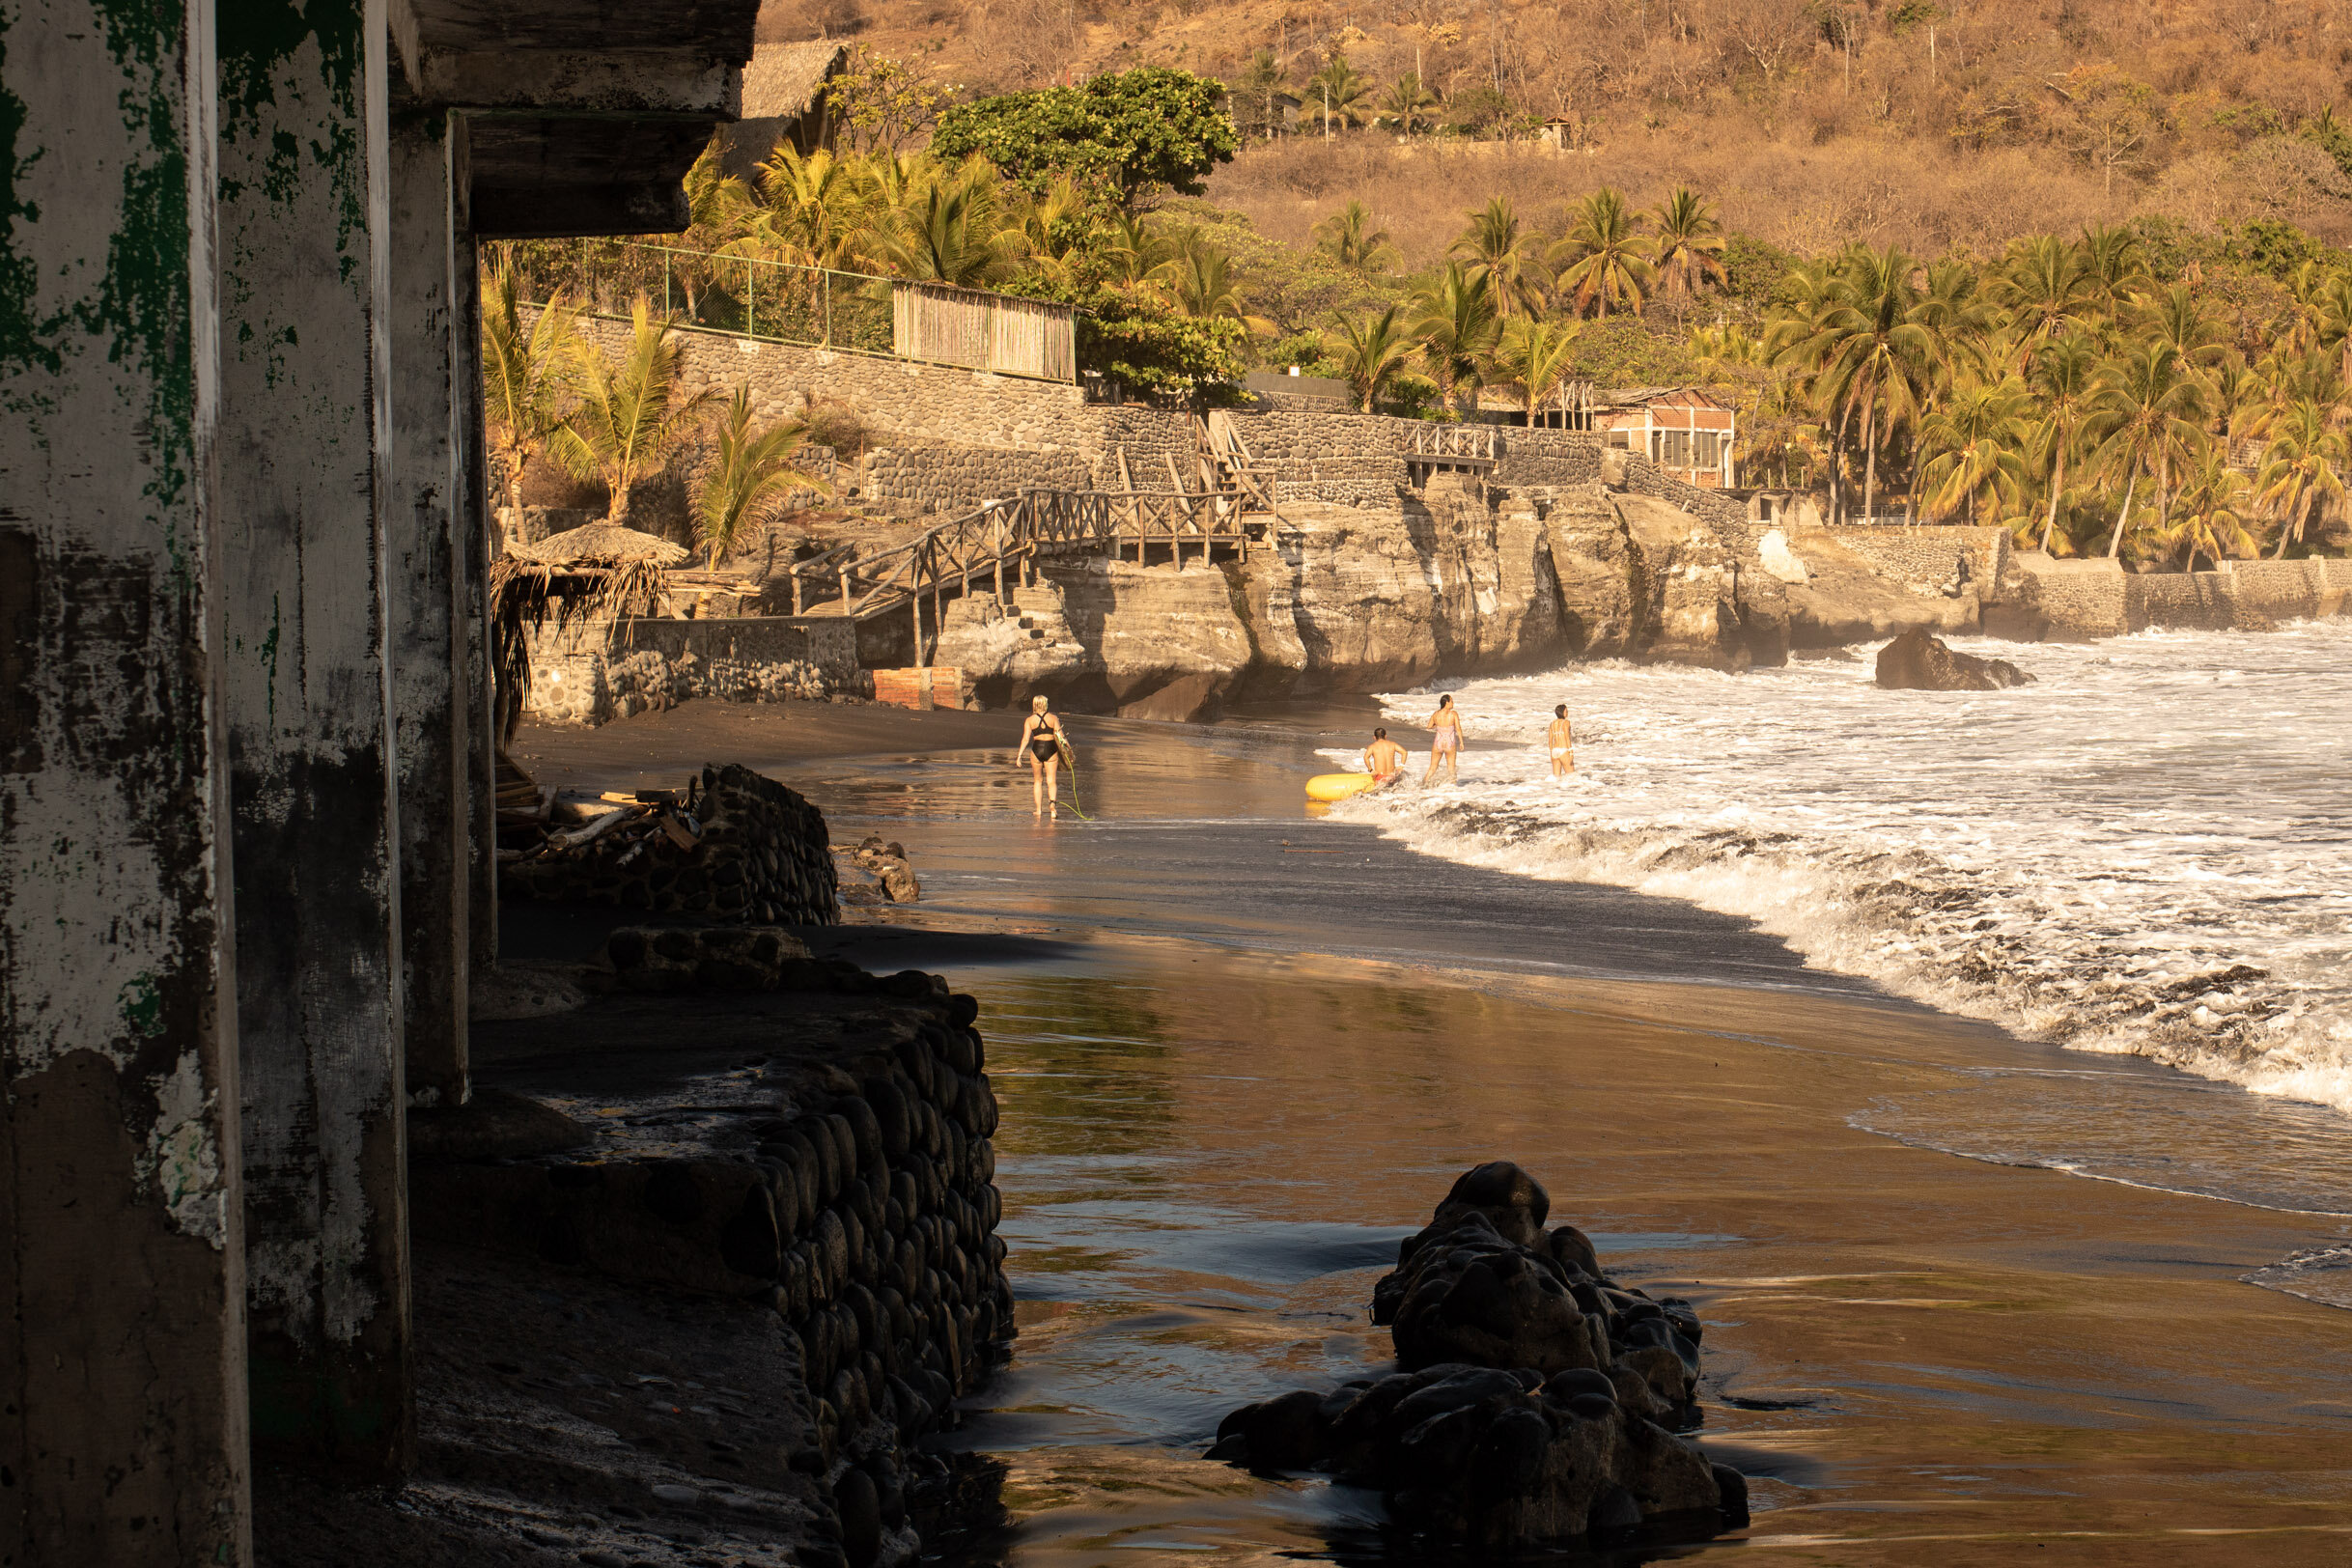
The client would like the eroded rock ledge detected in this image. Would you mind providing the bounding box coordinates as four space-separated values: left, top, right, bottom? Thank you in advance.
1209 1162 1746 1552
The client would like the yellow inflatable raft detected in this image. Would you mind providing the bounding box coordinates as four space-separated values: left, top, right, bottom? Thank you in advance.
1305 772 1382 802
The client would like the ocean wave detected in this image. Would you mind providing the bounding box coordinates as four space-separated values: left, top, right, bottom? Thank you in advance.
1338 622 2352 1116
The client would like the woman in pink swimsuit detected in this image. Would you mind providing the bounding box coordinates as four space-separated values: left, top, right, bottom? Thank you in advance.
1422 693 1464 785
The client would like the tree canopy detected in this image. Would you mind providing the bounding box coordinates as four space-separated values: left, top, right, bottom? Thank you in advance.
930 68 1239 205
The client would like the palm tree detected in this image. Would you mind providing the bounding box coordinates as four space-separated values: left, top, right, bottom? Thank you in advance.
860 158 1025 289
2082 338 2208 557
480 260 580 517
1450 198 1543 318
750 144 868 270
2155 441 2257 570
1915 375 2034 525
546 294 719 527
1410 262 1500 413
1649 188 1727 307
1547 188 1653 320
1161 231 1274 335
1778 245 1934 521
1330 306 1418 412
1491 315 1583 421
1101 210 1180 287
1316 200 1396 273
2028 332 2099 552
2076 223 2147 322
1380 72 1442 136
1009 175 1094 289
1306 54 1375 132
693 386 830 569
2131 283 2231 371
2254 399 2348 558
1992 234 2095 366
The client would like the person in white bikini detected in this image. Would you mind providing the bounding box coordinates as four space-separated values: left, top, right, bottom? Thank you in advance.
1548 704 1574 777
1422 694 1464 785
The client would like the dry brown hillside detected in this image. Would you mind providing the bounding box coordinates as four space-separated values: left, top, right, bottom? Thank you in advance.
763 0 2352 260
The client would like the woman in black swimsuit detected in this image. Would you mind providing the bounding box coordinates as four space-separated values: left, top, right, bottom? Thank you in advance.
1018 694 1068 818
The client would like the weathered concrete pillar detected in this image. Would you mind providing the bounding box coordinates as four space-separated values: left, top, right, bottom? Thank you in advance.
215 0 415 1475
458 171 501 984
0 4 252 1563
388 108 472 1107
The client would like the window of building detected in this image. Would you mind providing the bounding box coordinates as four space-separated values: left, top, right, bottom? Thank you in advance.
1656 428 1693 466
1694 431 1722 468
1606 429 1630 449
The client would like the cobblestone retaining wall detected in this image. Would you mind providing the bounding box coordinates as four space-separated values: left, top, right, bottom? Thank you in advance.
501 763 842 923
526 618 858 725
860 445 1093 518
1827 525 2011 592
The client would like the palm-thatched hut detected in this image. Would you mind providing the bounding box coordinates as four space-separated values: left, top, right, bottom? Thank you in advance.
715 41 849 181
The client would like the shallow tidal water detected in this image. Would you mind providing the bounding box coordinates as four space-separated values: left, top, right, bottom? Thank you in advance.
531 656 2352 1564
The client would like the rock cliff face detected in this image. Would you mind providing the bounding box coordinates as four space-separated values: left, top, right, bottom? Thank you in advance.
931 476 2036 717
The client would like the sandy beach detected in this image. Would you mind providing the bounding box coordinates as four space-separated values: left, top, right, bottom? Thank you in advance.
509 696 2352 1564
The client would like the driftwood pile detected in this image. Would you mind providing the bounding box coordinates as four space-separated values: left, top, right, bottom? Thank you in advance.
500 761 841 925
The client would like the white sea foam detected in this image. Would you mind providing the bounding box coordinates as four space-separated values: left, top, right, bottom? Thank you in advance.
1337 621 2352 1114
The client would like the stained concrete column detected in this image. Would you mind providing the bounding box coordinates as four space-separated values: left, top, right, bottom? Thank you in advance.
388 107 472 1107
0 4 251 1562
215 0 415 1475
458 168 501 984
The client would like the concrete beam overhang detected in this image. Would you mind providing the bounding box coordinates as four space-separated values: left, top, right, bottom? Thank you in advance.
389 0 756 115
466 115 718 238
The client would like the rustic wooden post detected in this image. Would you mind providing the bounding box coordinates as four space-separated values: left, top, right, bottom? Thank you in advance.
840 568 851 610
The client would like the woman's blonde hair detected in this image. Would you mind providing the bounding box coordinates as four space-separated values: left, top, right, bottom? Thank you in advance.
1031 694 1050 711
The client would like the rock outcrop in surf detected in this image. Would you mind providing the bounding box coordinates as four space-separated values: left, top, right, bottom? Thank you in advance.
1875 627 2035 690
1207 1162 1746 1550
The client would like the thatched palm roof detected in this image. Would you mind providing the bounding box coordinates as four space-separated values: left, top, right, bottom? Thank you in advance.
741 41 848 120
510 521 689 567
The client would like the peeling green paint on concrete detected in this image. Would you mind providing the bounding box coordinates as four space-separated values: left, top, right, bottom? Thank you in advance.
0 20 59 386
119 972 166 1038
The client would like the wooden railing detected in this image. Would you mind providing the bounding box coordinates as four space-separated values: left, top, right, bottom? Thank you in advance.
780 480 1266 629
1403 422 1498 461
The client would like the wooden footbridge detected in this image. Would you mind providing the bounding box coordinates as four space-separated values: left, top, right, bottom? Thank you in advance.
778 413 1279 659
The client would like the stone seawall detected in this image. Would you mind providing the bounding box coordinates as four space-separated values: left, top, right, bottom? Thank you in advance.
1827 525 2010 594
421 947 1013 1565
525 616 859 724
2017 554 2351 638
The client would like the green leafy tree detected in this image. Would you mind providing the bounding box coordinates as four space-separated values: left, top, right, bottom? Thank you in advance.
1330 305 1419 412
930 68 1239 205
481 260 580 516
693 387 830 569
546 295 719 527
823 45 955 155
1546 188 1653 319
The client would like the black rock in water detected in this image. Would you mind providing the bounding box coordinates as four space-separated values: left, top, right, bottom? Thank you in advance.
1208 1162 1740 1552
1875 627 2034 690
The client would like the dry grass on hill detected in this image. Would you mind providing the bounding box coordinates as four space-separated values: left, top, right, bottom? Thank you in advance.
771 0 2352 263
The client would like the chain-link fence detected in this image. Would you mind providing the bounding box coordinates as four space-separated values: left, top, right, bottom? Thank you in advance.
507 238 895 356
